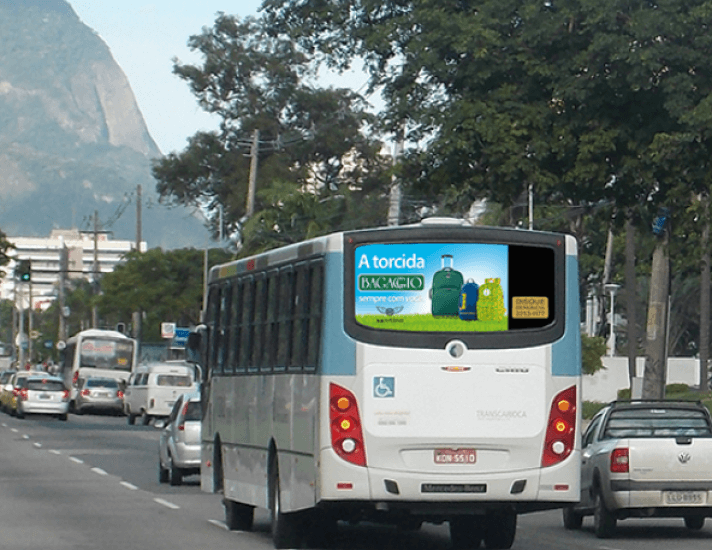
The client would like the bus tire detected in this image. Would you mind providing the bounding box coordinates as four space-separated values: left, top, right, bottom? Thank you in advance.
141 411 151 425
483 510 516 549
562 506 584 530
58 413 68 421
127 413 136 425
269 455 302 549
449 515 484 549
224 499 254 531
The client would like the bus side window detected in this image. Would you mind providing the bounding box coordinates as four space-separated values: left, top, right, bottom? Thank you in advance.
277 268 294 370
206 285 220 376
291 264 308 370
306 261 324 372
263 270 279 372
216 281 232 375
240 277 255 371
228 279 243 374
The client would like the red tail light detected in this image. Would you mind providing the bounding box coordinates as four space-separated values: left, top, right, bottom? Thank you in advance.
329 383 366 467
117 390 124 399
541 385 577 467
12 387 20 397
81 389 90 397
62 389 70 400
610 448 629 473
72 371 79 386
19 388 28 400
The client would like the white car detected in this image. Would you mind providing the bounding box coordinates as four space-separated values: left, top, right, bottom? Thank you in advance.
563 400 712 537
16 375 70 421
156 392 201 485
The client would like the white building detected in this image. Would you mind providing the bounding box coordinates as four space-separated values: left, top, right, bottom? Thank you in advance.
1 229 146 310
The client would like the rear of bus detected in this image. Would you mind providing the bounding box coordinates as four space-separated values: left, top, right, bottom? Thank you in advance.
318 221 581 537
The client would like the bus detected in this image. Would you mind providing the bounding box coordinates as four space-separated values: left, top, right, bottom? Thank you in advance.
0 342 13 371
190 218 581 549
59 329 138 405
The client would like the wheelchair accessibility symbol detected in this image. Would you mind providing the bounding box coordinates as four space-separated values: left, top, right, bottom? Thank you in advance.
373 376 395 398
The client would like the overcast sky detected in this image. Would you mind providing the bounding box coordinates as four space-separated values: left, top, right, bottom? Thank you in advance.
68 1 374 156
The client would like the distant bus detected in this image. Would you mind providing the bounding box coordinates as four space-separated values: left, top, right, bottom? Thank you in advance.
191 218 582 549
59 329 138 405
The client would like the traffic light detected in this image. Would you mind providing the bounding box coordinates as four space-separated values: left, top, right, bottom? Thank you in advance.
17 259 31 282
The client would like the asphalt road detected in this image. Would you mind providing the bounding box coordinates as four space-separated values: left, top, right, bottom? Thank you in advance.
1 412 710 550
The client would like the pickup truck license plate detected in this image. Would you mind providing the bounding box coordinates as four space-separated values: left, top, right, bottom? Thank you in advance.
664 491 706 505
434 449 477 464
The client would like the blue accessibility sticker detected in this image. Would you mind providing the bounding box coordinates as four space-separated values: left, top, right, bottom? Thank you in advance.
373 376 395 398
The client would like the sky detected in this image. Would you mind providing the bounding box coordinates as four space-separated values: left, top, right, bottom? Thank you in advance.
67 1 375 156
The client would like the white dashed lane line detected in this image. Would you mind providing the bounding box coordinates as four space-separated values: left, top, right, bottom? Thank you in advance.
22 434 29 439
10 428 18 433
49 449 61 454
154 498 180 510
120 481 138 490
33 442 42 448
91 467 108 476
69 456 84 464
208 519 228 530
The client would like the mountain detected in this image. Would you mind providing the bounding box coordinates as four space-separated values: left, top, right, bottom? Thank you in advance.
0 0 207 248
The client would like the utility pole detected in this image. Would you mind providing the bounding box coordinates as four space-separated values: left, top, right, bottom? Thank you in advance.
92 210 99 328
642 208 671 399
246 128 259 218
625 213 638 388
58 240 68 344
388 137 404 226
136 184 142 251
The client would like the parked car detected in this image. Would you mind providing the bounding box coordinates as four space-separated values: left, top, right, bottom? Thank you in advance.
156 391 201 486
0 369 17 413
73 377 124 415
562 400 712 538
15 375 70 421
124 361 197 425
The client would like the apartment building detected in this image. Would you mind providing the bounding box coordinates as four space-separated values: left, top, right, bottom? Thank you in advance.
1 229 146 309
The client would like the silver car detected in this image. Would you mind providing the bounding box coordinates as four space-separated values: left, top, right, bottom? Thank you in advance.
156 392 201 486
74 377 124 415
15 375 70 420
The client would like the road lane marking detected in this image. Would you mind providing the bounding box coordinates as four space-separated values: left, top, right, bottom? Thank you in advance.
154 498 180 510
208 519 228 530
10 428 18 433
22 434 29 439
91 467 108 476
33 442 42 448
120 481 138 490
49 449 61 455
69 456 84 464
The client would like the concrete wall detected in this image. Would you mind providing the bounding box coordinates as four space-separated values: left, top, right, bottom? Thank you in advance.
582 357 703 403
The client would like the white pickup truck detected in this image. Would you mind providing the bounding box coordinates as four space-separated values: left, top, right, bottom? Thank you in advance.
562 400 712 538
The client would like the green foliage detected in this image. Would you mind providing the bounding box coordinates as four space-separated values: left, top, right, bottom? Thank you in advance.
153 13 392 251
96 248 231 341
581 333 607 375
0 228 13 279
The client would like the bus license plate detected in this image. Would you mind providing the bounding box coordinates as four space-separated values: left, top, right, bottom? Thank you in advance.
664 491 706 505
434 449 477 464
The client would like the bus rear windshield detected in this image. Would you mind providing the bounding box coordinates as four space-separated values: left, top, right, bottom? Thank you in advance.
353 242 556 333
80 338 133 371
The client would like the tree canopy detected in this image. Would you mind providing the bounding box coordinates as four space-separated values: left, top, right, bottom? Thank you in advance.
152 14 393 255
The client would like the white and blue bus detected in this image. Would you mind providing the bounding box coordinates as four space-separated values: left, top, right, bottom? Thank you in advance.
59 329 138 405
191 218 581 549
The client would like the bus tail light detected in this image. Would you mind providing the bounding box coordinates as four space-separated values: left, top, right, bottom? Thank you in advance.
610 448 629 473
329 383 367 467
541 385 577 467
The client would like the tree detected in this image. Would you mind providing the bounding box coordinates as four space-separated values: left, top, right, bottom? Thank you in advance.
152 14 392 253
96 248 231 341
0 228 13 278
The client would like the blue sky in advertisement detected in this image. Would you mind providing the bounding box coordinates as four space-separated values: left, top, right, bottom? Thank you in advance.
354 243 509 316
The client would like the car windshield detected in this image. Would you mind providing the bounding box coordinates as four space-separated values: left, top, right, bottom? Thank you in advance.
86 379 118 388
603 408 712 438
27 380 65 392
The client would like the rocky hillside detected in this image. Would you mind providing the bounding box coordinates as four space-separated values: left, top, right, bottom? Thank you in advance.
0 0 206 248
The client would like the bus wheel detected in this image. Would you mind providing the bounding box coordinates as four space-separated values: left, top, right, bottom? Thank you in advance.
224 499 254 531
141 411 151 426
269 456 302 549
483 510 516 549
127 412 136 425
449 515 484 549
562 506 584 530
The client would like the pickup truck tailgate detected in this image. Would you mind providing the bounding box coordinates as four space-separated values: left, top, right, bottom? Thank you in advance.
627 438 712 483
